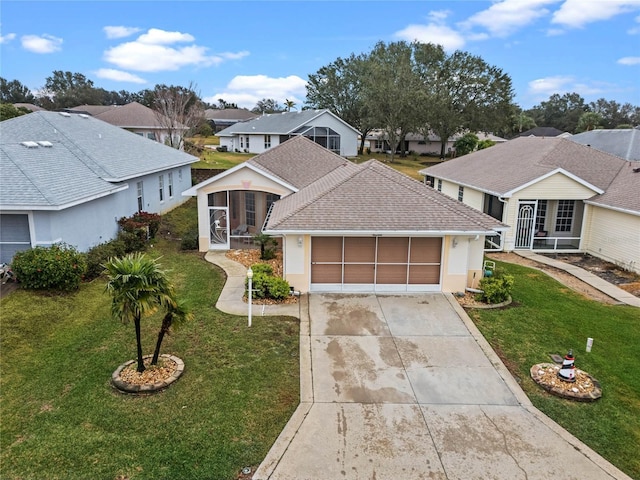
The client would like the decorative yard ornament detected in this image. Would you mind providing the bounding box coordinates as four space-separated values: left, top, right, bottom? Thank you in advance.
558 350 576 382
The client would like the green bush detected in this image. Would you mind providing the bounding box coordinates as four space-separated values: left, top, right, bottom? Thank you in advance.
245 263 290 301
247 272 269 299
265 276 291 300
117 230 147 253
117 211 161 242
477 270 514 304
12 243 86 291
180 230 199 251
250 263 273 276
84 239 126 281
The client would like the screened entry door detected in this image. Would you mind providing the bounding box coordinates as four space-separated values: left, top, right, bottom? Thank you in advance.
209 207 229 249
515 201 536 249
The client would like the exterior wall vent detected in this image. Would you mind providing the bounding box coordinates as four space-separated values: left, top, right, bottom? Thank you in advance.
20 141 39 148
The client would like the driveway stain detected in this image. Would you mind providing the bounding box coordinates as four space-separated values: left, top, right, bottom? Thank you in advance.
325 301 387 335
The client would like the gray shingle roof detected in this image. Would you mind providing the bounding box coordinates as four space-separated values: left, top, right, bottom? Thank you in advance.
1 111 197 209
69 102 170 129
204 108 258 122
569 128 640 161
421 137 626 197
586 162 640 213
217 109 358 136
266 159 505 233
514 126 566 137
247 136 353 189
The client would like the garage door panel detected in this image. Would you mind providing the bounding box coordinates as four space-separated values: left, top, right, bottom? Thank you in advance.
344 264 375 283
311 264 342 283
410 237 442 263
312 237 343 262
377 264 408 284
409 265 440 284
344 237 375 262
378 237 409 263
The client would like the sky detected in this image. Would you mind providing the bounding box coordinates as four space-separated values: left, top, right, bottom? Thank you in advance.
1 0 640 111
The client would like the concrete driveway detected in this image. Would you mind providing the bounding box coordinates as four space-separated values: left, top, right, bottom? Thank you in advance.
254 293 630 480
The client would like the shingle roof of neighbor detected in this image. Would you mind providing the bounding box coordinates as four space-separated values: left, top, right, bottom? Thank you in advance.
420 136 638 214
217 109 359 136
514 126 566 137
247 136 354 189
69 102 170 129
204 108 258 122
266 158 506 233
569 128 640 162
0 111 197 209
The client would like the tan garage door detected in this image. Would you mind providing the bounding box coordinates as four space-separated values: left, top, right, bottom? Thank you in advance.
311 236 442 292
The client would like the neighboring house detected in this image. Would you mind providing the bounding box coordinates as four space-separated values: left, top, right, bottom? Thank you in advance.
569 128 640 161
513 126 567 138
67 102 185 147
365 130 507 156
0 111 197 263
13 103 45 112
204 108 258 132
216 109 360 156
420 137 640 274
183 135 506 293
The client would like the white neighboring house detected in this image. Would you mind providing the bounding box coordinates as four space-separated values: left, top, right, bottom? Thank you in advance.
420 136 640 274
216 109 360 156
365 130 507 156
0 111 198 264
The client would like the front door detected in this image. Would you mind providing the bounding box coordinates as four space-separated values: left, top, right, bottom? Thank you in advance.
209 207 229 249
515 201 536 249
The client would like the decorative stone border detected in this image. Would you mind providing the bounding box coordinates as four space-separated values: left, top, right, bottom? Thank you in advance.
462 295 512 309
530 363 602 402
112 354 184 394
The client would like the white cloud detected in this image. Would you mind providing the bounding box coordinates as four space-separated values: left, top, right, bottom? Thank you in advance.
21 34 62 53
94 68 147 84
103 26 141 39
462 0 560 37
203 74 307 109
528 75 575 95
552 0 640 28
0 32 16 44
394 23 466 51
628 14 640 34
618 56 640 65
526 75 613 103
103 28 247 72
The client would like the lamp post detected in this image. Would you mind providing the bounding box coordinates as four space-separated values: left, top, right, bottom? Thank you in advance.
247 267 253 327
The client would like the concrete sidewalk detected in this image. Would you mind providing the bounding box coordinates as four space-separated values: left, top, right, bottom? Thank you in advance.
515 251 640 307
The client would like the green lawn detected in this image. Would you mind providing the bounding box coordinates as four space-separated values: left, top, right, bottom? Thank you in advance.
348 152 442 181
192 149 255 170
0 234 299 479
468 260 640 479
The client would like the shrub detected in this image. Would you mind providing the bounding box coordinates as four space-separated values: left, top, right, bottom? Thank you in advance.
118 211 161 241
477 270 514 304
250 263 273 276
247 272 269 299
12 243 86 291
265 276 290 300
117 230 147 253
85 239 126 280
180 229 199 251
245 263 290 300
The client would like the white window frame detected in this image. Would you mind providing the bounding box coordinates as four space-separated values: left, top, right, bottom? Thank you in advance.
137 181 144 211
168 172 174 198
264 135 271 149
458 186 464 202
159 175 165 202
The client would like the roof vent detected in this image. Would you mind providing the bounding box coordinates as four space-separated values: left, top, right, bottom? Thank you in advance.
20 141 39 148
78 114 89 119
58 112 71 117
37 141 53 147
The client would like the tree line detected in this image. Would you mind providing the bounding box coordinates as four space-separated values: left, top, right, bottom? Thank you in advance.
2 41 639 154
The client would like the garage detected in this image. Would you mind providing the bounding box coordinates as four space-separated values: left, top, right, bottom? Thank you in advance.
0 214 31 264
311 236 442 292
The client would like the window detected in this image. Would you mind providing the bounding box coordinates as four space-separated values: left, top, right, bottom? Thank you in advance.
136 181 144 211
240 137 244 148
159 175 165 202
458 186 464 202
178 168 183 180
266 193 279 212
437 179 442 192
168 172 174 198
264 135 271 149
555 200 574 232
374 139 384 150
245 192 255 227
425 175 435 188
246 136 250 150
535 200 547 232
147 132 156 140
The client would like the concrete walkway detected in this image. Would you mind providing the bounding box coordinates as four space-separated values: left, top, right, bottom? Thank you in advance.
205 252 633 480
515 251 640 307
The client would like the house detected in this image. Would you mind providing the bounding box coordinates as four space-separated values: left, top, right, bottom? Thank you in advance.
419 136 640 274
183 135 506 293
569 128 640 161
216 109 360 156
204 108 258 132
513 126 567 138
365 130 507 156
67 102 184 146
0 111 198 263
12 103 45 112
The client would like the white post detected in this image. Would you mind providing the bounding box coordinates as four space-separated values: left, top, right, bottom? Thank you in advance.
247 267 253 327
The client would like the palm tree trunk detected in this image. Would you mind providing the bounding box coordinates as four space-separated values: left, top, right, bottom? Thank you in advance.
151 315 171 365
135 316 145 372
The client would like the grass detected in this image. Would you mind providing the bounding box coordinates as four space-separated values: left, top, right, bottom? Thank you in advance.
0 219 299 479
468 260 640 479
348 152 442 181
191 149 255 170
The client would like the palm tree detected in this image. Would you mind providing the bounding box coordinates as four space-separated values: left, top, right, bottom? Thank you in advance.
151 298 193 365
284 99 296 112
104 253 174 373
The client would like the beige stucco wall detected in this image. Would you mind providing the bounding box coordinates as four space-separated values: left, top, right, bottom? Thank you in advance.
583 205 640 274
194 167 294 251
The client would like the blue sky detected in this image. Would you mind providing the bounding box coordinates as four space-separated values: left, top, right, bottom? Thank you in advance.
1 0 639 110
